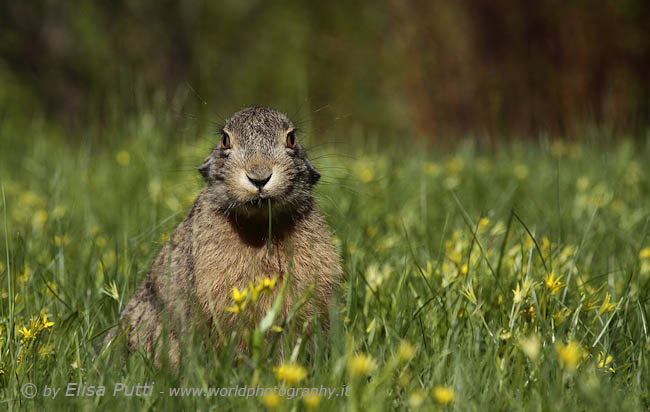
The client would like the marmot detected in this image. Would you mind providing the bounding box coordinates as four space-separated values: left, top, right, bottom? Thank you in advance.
104 107 342 363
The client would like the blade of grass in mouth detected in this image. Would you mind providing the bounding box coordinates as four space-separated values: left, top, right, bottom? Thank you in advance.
267 199 272 257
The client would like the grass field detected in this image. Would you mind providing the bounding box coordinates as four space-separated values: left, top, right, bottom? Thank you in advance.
1 113 649 411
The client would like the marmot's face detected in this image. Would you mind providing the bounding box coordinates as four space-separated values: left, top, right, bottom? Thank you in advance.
199 107 320 218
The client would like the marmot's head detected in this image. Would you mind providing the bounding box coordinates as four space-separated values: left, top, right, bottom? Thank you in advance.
199 107 320 218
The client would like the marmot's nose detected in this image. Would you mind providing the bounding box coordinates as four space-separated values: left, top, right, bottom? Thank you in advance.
247 173 272 189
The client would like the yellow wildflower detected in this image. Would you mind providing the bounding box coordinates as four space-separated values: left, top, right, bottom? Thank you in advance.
408 391 425 408
397 341 416 363
478 217 489 229
425 162 440 177
274 363 308 385
32 209 48 230
102 280 120 301
544 271 564 295
262 393 281 410
519 334 540 361
95 236 107 248
303 393 320 409
262 276 277 293
53 234 70 247
640 248 650 260
597 293 616 316
115 150 131 166
41 313 54 329
360 168 374 183
248 281 263 302
348 353 377 377
18 265 31 285
556 341 585 371
597 351 614 372
553 307 571 324
18 326 35 342
460 263 468 276
512 279 531 304
231 287 247 304
514 164 529 179
226 303 244 314
432 386 455 405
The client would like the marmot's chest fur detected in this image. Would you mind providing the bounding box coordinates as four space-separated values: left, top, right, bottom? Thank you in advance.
189 192 340 323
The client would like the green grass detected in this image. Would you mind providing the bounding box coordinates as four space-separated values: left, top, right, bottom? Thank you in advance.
0 113 649 411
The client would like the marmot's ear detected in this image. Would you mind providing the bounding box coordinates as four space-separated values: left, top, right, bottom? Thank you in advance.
304 157 320 185
198 155 214 182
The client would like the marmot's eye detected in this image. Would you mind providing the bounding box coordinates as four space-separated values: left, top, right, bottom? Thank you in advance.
286 131 297 148
221 133 231 150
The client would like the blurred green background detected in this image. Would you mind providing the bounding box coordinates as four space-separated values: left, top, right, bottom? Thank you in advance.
2 0 649 142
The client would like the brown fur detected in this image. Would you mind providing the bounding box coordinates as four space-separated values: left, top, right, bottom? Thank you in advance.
104 107 341 363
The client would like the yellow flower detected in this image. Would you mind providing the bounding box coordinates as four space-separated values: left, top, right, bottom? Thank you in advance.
360 168 374 183
95 236 107 248
478 217 489 229
519 334 541 361
102 280 120 301
18 326 35 341
348 353 377 377
231 287 248 304
18 265 31 285
597 351 614 372
512 279 531 304
115 150 131 166
54 234 70 247
544 271 564 295
432 386 455 405
425 162 440 177
41 313 54 329
262 393 281 410
262 276 277 292
303 393 320 409
556 341 585 370
597 293 616 316
226 303 244 314
553 308 571 324
32 209 48 230
514 164 529 180
639 247 650 260
274 363 308 385
460 263 468 276
248 281 263 302
397 341 416 363
408 391 425 408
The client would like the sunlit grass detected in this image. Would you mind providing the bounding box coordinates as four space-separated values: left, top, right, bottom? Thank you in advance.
0 114 648 410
